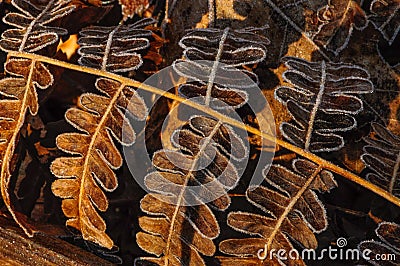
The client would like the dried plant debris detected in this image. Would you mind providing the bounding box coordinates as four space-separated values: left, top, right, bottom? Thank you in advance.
119 0 150 19
265 0 368 55
369 0 400 45
84 0 150 19
362 123 400 197
219 159 336 265
275 57 374 152
358 222 400 265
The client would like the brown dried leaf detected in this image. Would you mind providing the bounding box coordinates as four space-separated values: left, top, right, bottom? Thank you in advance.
266 0 367 55
369 0 400 45
51 78 147 248
312 0 367 55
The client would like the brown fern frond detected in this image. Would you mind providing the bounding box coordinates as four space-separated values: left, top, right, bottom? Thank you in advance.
136 116 248 265
0 58 53 236
275 57 374 152
51 18 154 248
51 78 147 248
220 159 336 265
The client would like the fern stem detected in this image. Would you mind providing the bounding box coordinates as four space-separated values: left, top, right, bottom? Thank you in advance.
205 28 229 106
304 61 326 151
102 25 122 71
9 51 400 208
19 0 55 51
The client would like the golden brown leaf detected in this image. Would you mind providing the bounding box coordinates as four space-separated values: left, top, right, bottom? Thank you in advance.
51 78 147 248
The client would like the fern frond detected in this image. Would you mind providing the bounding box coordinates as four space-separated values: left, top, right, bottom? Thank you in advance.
220 159 336 265
275 57 374 152
77 18 154 73
51 19 153 248
358 221 400 265
0 58 53 236
51 78 147 248
0 0 74 52
136 116 248 265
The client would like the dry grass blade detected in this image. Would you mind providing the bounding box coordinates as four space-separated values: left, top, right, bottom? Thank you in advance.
0 58 53 236
358 222 400 265
0 0 74 52
362 122 400 197
219 159 336 265
136 116 248 265
77 18 155 73
275 56 374 153
51 78 147 248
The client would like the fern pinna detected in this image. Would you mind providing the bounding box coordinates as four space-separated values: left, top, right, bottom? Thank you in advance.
135 27 269 265
0 0 74 236
50 18 154 248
